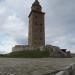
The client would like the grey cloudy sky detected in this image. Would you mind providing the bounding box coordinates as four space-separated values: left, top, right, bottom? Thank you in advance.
0 0 75 54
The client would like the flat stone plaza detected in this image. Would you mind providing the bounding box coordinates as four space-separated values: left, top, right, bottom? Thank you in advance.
0 58 75 75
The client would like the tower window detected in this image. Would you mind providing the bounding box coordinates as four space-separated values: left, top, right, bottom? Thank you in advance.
35 16 37 18
40 23 42 25
40 29 42 32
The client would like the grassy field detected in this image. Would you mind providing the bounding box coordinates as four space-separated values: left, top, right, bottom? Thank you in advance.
0 50 50 58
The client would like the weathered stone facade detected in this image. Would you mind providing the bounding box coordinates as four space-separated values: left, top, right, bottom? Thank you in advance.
28 0 45 48
12 45 40 52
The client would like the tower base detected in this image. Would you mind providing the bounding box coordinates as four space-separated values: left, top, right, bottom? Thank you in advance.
12 45 71 58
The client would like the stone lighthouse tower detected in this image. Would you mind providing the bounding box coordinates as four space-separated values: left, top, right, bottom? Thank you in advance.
12 0 71 58
28 0 45 48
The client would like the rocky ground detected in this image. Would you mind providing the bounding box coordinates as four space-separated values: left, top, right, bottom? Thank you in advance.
0 58 75 75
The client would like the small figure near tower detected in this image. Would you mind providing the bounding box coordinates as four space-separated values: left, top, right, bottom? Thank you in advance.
28 0 45 48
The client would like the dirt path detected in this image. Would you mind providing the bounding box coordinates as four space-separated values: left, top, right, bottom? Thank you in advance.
0 58 75 75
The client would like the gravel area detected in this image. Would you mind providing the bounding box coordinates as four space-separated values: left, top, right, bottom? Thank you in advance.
0 58 75 75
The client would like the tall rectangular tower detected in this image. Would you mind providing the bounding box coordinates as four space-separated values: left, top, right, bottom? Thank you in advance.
28 0 45 48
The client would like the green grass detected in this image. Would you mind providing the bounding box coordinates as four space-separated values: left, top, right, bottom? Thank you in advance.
0 50 50 58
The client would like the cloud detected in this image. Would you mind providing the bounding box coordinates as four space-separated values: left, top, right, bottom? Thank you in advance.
0 1 28 53
0 0 75 53
0 35 17 54
0 0 5 2
50 35 75 53
2 14 26 36
44 0 75 53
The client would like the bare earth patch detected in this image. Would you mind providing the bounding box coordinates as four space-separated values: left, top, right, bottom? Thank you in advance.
0 58 75 75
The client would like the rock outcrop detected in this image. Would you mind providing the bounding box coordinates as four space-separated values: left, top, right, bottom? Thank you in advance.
42 45 71 58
